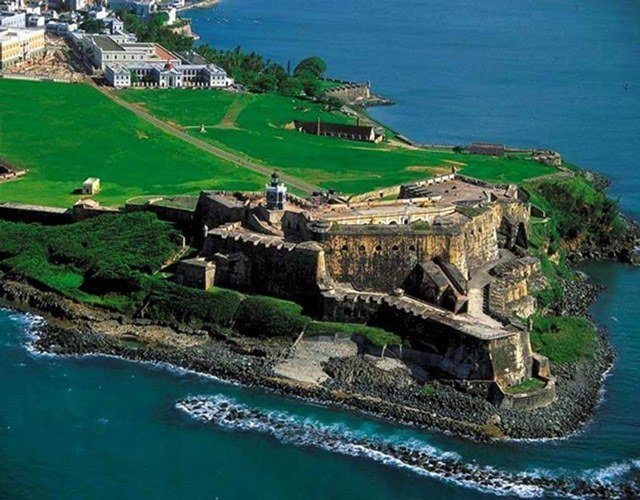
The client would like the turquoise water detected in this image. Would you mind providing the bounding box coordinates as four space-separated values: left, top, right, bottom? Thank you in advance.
3 0 640 497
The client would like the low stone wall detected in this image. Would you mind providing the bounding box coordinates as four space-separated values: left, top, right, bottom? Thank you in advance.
0 201 124 225
0 203 72 225
490 378 557 411
72 203 122 221
126 202 194 230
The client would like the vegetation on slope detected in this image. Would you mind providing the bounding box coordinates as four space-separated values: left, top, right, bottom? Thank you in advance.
121 11 194 52
524 174 627 365
525 174 623 251
530 315 597 364
0 79 264 207
0 213 183 309
197 46 330 96
525 172 628 310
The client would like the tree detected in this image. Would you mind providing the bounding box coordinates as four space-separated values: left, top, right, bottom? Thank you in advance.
79 19 105 34
151 12 169 27
279 77 303 96
300 74 322 97
293 56 327 79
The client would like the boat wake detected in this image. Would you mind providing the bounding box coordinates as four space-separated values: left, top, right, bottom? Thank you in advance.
176 395 639 498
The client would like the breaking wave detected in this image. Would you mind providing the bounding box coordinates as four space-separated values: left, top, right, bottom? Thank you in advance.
176 395 640 498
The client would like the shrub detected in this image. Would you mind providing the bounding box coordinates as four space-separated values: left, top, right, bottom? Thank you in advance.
145 281 244 327
234 295 310 338
0 214 183 307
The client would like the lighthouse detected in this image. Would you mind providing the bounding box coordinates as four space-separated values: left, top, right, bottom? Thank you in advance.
265 171 287 210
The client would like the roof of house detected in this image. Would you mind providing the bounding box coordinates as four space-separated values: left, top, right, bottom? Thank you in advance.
469 142 505 149
91 35 124 51
154 43 178 61
176 50 210 65
294 120 376 138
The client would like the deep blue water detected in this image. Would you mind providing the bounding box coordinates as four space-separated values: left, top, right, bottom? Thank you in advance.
2 0 640 497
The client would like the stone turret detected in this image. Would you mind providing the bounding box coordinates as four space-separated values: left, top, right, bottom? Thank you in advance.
265 171 287 210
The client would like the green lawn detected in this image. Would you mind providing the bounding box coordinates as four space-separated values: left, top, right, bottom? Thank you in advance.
504 377 546 394
0 79 558 208
530 315 597 364
0 79 264 207
119 89 558 193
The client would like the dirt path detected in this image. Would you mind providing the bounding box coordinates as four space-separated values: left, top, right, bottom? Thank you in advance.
218 94 250 128
91 81 320 194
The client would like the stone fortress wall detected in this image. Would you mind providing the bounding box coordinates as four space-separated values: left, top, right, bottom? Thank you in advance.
315 200 527 291
0 170 553 407
202 224 326 304
189 174 556 408
320 288 533 386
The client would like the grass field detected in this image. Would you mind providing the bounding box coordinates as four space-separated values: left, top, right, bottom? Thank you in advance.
0 79 264 207
119 89 558 193
0 79 558 208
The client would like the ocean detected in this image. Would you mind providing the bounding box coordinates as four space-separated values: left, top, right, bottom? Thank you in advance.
2 0 640 497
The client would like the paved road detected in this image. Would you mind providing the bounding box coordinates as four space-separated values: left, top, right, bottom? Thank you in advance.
90 81 320 194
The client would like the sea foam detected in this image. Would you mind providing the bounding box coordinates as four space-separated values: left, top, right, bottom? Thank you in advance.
175 395 639 498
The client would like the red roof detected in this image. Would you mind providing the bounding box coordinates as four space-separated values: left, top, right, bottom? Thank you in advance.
154 43 178 61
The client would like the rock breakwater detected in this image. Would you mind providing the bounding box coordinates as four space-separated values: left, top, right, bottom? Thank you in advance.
176 395 640 498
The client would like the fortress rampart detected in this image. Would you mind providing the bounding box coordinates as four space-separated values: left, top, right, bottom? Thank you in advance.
320 289 533 386
202 227 325 303
314 202 524 291
190 175 551 401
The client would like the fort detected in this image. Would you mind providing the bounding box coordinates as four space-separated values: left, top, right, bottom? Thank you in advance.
169 171 555 409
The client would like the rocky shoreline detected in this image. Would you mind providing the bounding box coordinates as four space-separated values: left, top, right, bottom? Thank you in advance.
0 268 617 442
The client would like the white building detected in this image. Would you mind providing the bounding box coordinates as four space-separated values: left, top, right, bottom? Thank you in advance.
0 26 45 69
106 60 233 89
108 0 157 19
84 34 168 70
82 177 100 195
45 21 77 35
164 6 176 25
103 16 123 34
25 5 42 15
26 14 44 27
0 11 26 28
69 0 87 10
88 6 109 20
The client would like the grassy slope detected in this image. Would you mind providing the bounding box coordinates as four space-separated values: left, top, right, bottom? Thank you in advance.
530 315 597 364
0 79 264 207
119 89 557 193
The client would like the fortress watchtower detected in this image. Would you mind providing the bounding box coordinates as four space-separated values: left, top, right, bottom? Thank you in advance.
266 171 287 210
